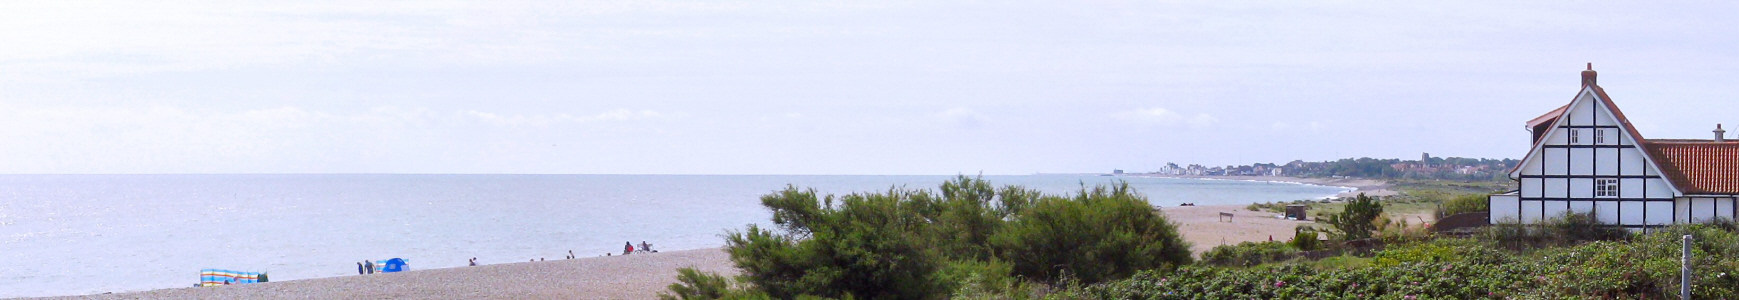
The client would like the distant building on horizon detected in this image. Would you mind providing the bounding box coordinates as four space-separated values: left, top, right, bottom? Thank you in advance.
1489 64 1739 231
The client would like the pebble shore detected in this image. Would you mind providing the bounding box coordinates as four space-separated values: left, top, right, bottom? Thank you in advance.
30 248 736 300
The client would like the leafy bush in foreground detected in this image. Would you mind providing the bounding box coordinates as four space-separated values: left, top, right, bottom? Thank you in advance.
1328 193 1383 240
1438 193 1490 216
659 268 769 300
1481 212 1629 250
991 183 1192 285
716 176 1190 299
1068 224 1739 299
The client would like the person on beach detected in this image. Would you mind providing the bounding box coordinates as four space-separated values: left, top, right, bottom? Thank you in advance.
640 241 651 253
624 241 634 255
357 262 364 274
568 250 575 259
468 257 477 266
365 260 375 274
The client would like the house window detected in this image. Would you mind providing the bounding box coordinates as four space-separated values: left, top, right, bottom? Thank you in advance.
1595 129 1606 144
1595 178 1619 197
1569 129 1580 144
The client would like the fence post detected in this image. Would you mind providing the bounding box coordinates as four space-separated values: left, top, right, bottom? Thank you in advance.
1682 234 1692 300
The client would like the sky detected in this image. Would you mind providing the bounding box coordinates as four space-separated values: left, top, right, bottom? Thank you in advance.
1 1 1737 175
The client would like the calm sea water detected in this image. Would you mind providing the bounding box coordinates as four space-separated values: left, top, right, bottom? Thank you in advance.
0 174 1346 297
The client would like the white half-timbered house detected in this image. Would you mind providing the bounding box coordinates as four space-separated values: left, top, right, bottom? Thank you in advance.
1489 65 1739 230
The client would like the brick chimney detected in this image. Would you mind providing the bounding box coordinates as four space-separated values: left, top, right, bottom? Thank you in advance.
1581 63 1597 86
1717 124 1727 142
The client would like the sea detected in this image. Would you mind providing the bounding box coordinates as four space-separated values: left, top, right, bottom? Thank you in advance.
0 174 1348 298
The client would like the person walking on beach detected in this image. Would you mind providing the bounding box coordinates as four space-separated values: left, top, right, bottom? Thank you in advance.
365 260 375 274
624 241 634 255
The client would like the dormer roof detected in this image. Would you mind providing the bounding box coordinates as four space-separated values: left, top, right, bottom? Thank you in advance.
1527 104 1569 128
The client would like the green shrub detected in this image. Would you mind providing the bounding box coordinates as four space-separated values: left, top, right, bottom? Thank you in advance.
1290 226 1320 251
1329 193 1384 240
718 176 1193 299
659 268 770 300
1480 212 1629 250
991 182 1193 285
725 188 946 299
1069 224 1739 299
939 260 1050 300
1371 238 1507 267
1200 241 1297 267
1439 193 1490 216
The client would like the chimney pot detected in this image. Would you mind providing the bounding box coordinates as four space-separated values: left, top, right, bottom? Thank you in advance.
1717 124 1727 142
1581 63 1598 86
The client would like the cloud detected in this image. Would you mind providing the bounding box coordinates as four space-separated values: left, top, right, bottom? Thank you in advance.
1113 107 1218 128
460 109 684 126
0 104 692 172
935 107 988 128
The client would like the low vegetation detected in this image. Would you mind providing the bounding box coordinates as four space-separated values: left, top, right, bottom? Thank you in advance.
1060 222 1739 299
663 176 1192 299
667 178 1737 299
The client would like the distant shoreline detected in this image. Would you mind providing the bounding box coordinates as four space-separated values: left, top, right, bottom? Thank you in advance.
1131 174 1397 199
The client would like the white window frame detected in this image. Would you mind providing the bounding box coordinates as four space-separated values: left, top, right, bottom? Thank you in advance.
1569 129 1580 144
1594 129 1606 144
1595 178 1619 198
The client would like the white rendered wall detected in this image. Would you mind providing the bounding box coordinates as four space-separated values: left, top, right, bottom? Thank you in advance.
1646 201 1673 225
1490 194 1520 223
1595 201 1619 223
1620 201 1645 225
1720 198 1736 220
1521 201 1544 223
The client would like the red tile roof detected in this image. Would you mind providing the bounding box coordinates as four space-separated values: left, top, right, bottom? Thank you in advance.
1647 140 1739 194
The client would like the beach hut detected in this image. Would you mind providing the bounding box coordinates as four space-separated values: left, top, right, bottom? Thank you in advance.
1284 205 1309 220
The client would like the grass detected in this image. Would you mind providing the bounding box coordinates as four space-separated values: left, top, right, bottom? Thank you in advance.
1306 178 1515 224
1301 255 1371 271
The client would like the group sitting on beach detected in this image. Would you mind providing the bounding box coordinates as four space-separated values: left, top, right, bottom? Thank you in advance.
623 241 656 255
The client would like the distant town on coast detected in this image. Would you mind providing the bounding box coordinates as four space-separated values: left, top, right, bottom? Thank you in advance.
1116 154 1520 181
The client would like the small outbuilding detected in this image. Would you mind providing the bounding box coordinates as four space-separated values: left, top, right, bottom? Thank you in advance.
1285 205 1309 221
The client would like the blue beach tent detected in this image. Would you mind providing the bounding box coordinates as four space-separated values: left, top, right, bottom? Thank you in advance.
380 258 408 273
